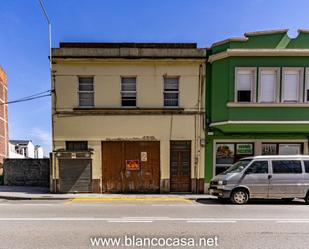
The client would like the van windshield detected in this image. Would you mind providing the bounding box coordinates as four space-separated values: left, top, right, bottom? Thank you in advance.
223 159 252 174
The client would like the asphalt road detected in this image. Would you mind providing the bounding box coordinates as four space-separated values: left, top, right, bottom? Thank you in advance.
0 198 308 249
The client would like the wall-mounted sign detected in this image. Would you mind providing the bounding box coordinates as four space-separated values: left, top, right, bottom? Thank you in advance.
262 144 277 155
126 160 140 171
236 144 253 155
141 152 147 162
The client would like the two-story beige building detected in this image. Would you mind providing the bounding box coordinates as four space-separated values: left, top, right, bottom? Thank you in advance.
51 43 205 193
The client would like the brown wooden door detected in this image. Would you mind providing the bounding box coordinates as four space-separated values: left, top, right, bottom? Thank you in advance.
102 141 160 193
102 141 124 192
170 141 191 192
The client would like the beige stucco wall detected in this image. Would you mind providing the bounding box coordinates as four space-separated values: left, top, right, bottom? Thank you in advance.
53 60 201 110
53 115 204 179
52 59 205 189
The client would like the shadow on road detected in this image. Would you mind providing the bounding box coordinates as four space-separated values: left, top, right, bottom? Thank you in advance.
195 198 306 205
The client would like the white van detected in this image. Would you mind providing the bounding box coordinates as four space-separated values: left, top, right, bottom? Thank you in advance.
209 155 309 204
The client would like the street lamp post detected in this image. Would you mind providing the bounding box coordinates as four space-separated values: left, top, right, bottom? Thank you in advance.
38 0 52 70
38 0 55 163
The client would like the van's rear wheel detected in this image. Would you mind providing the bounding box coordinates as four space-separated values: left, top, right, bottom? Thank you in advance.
231 189 249 205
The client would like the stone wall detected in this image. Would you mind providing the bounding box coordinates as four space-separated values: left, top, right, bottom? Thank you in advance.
3 159 49 186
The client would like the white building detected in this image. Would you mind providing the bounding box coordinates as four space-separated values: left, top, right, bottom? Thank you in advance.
34 145 44 159
9 140 44 159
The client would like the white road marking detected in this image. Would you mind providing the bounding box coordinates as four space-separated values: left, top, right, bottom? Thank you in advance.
108 220 153 223
277 220 309 223
123 216 169 219
187 220 236 223
0 217 308 223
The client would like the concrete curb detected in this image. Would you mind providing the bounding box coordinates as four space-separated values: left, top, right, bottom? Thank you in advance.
0 195 215 201
0 196 72 201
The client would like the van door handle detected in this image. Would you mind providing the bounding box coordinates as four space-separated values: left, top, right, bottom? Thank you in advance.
268 175 272 179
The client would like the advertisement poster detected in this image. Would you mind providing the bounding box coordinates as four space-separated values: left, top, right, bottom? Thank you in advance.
216 144 235 164
126 160 140 171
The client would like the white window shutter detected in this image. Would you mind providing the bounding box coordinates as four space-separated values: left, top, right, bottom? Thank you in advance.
283 70 299 102
237 70 253 90
259 70 276 103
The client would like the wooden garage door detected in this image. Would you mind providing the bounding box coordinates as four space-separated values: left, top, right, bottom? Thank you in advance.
59 159 92 193
102 141 160 193
170 141 191 192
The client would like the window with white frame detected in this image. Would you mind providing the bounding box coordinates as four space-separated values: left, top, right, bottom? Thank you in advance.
258 68 279 103
282 68 303 103
235 68 256 102
78 77 94 107
305 68 309 102
164 77 179 107
121 77 136 107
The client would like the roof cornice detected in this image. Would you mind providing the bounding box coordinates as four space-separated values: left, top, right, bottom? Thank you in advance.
208 48 309 63
244 29 289 37
211 37 248 48
52 47 206 60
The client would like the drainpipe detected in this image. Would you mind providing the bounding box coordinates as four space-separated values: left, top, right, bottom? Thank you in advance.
195 63 203 193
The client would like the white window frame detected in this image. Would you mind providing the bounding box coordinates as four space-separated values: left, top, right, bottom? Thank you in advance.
78 76 94 108
234 67 257 103
281 67 304 103
163 76 180 107
258 67 280 103
120 76 137 108
305 68 309 102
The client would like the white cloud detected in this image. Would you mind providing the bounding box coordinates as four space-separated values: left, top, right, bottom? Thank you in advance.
29 127 52 155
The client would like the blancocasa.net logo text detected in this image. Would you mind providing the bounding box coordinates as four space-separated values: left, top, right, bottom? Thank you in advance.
90 235 219 247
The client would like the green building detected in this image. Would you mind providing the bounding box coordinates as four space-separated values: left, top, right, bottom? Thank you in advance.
205 29 309 187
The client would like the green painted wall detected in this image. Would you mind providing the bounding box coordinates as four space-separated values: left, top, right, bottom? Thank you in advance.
205 30 309 184
204 132 309 183
211 56 309 123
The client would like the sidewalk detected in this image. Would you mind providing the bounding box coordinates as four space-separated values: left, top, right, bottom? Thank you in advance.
0 186 214 200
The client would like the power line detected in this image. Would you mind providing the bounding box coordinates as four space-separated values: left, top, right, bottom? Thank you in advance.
0 90 52 105
15 90 52 101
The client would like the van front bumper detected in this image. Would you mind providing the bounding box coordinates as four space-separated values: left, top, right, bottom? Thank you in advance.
208 187 231 198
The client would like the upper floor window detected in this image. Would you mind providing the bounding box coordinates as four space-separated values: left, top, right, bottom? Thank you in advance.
164 77 179 107
281 68 303 103
258 68 279 103
78 77 94 107
235 68 256 102
121 77 136 107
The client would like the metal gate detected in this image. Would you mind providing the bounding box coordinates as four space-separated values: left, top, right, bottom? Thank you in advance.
59 159 92 193
170 141 191 192
102 141 160 193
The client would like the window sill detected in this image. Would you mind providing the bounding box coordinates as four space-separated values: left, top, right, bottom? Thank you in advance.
227 102 309 108
70 107 188 115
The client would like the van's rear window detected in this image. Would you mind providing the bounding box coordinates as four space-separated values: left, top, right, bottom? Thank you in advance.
272 160 302 174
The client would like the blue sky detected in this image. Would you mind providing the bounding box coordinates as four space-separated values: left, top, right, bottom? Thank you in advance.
1 0 309 154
